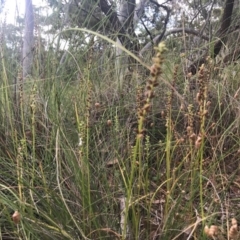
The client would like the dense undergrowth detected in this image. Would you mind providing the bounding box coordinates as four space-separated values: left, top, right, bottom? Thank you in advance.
0 28 240 240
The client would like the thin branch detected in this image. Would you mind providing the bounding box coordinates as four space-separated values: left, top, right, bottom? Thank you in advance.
149 0 171 44
140 17 154 43
139 28 209 57
165 28 209 40
199 0 215 38
188 0 235 74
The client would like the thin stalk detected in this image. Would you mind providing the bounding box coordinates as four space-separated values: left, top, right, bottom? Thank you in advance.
55 129 91 240
165 116 172 215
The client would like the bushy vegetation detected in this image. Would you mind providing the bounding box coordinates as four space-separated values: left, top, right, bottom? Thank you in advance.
1 0 240 239
0 34 239 240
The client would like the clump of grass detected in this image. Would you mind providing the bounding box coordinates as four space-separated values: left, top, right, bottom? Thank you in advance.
1 18 240 240
120 42 167 239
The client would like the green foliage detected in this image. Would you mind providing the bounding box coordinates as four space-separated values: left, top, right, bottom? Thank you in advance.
0 28 239 239
0 0 240 239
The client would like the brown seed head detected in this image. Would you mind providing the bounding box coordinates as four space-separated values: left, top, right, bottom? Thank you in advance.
12 211 20 224
229 219 238 239
95 102 100 108
204 225 218 238
195 136 202 149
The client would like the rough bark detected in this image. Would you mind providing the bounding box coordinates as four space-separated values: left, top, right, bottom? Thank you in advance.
68 0 104 30
118 0 138 64
22 0 34 79
134 0 148 26
98 0 135 51
119 0 136 35
98 0 140 90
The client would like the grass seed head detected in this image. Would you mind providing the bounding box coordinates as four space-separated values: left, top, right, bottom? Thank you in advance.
95 102 100 108
195 135 202 149
228 218 238 239
107 120 112 126
12 211 20 224
204 225 218 238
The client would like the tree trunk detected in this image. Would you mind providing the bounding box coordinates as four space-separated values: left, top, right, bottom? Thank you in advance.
188 0 235 75
22 0 34 80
